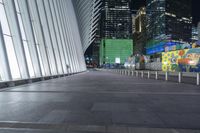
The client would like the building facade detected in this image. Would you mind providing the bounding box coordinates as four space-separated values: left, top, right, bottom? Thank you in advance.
134 7 146 55
198 22 200 40
99 0 133 65
146 0 192 55
0 0 90 82
73 0 102 52
192 26 198 42
100 0 132 39
132 14 136 34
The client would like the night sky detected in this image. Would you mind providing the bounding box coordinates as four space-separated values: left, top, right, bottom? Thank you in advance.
131 0 200 26
192 0 200 26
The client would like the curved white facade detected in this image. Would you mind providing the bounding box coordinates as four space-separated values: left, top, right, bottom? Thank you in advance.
0 0 87 82
72 0 102 52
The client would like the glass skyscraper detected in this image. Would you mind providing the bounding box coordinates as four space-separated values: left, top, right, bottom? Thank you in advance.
146 0 192 55
100 0 132 39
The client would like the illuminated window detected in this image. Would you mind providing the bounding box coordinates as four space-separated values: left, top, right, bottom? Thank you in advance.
0 3 11 35
17 14 26 40
14 0 35 77
23 41 35 77
4 35 21 79
36 44 45 76
0 2 21 79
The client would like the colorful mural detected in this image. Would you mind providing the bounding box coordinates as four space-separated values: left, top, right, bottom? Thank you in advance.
162 48 200 72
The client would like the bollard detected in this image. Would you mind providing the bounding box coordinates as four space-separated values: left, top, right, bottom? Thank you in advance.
155 71 158 80
197 73 200 85
141 71 144 78
128 70 130 76
148 71 150 79
136 71 139 77
165 72 168 81
178 72 182 83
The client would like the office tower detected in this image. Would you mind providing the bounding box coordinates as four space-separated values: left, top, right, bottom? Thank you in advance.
99 0 133 65
132 14 136 35
134 7 146 55
100 0 132 39
191 26 198 42
198 22 200 40
146 0 192 55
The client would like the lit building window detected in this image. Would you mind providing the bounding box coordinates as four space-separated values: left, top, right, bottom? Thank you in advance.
4 35 21 79
0 2 21 79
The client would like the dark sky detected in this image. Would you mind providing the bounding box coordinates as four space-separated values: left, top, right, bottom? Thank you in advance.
131 0 200 26
192 0 200 26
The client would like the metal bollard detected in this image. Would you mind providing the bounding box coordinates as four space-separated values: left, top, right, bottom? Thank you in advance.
165 72 168 81
197 73 200 85
148 71 150 79
141 71 144 78
136 71 138 77
155 71 158 80
178 72 182 83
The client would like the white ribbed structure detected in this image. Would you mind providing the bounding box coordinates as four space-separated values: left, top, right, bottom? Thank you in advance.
72 0 102 52
0 0 87 81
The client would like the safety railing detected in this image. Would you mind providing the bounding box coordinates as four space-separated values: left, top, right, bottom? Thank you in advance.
101 69 200 86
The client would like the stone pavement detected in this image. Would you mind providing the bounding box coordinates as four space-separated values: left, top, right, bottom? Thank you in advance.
0 70 200 133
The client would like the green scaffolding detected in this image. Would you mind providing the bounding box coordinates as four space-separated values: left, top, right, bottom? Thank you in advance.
100 39 133 65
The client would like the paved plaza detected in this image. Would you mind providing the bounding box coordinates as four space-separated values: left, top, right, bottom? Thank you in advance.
0 70 200 133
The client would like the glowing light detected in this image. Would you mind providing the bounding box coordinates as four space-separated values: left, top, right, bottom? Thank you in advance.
163 62 168 65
